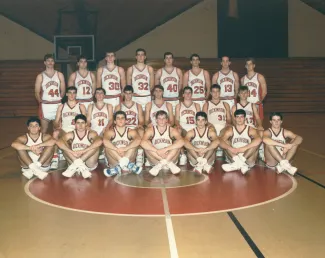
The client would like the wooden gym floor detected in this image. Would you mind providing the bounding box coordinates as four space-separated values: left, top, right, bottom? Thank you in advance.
0 113 324 258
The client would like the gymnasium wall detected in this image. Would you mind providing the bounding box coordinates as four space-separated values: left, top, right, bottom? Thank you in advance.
0 15 53 60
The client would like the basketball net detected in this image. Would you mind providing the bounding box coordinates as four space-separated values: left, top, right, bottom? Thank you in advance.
228 0 238 18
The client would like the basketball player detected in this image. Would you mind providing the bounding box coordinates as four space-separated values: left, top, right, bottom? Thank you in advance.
11 117 55 180
263 112 302 175
56 114 102 178
231 86 263 131
68 55 96 110
184 112 221 174
87 88 113 137
183 54 211 109
211 56 240 108
175 86 201 165
154 52 183 113
145 85 174 126
141 110 184 176
221 109 262 174
241 58 267 119
35 54 66 133
97 51 126 108
127 48 155 109
103 111 142 176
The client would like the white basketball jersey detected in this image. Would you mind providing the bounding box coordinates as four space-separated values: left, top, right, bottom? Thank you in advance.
121 102 139 129
231 126 252 148
41 71 61 102
179 102 197 131
61 103 82 133
75 71 93 100
101 66 121 96
111 127 131 148
26 133 43 162
160 68 179 98
152 126 172 150
236 102 255 126
217 70 235 98
269 128 286 155
188 69 206 99
132 65 151 96
150 101 169 126
91 103 109 135
71 130 91 151
191 127 211 149
207 101 227 126
243 73 261 104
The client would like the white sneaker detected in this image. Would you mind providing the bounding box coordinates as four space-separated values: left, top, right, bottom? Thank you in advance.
179 154 187 166
21 168 33 179
119 157 130 168
221 155 243 172
167 161 181 175
50 160 59 170
136 154 144 167
194 165 203 174
145 159 151 167
29 163 48 180
98 153 105 160
275 163 285 174
62 163 78 178
240 164 250 174
78 166 92 179
216 149 223 157
203 163 213 174
280 160 297 175
149 161 165 176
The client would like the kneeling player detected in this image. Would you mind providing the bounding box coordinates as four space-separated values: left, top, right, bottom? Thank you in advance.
57 114 102 178
141 110 184 176
184 112 221 174
11 117 56 180
263 112 302 175
221 109 262 174
103 111 142 176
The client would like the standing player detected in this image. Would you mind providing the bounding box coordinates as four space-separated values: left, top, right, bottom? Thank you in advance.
97 51 126 109
154 52 183 113
57 114 102 178
145 85 174 126
221 109 262 174
263 112 303 175
35 54 66 133
183 54 211 109
68 55 96 110
11 117 56 180
241 58 267 119
102 111 142 176
231 86 263 131
212 56 240 108
127 48 155 109
141 110 184 176
184 112 221 174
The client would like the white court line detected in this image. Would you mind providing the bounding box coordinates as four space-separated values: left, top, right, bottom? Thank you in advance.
160 176 179 258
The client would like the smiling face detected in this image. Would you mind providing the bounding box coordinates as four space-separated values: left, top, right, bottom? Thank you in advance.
66 89 77 101
123 90 133 102
183 89 193 101
270 115 283 130
156 114 168 127
211 87 220 100
28 121 41 136
114 114 126 128
238 89 248 101
95 89 105 102
153 87 164 99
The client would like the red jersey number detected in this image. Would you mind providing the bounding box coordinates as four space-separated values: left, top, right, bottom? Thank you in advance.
167 84 178 92
225 85 232 92
138 82 149 91
127 117 136 125
48 89 59 98
108 82 120 91
186 117 195 124
82 87 91 95
194 86 204 94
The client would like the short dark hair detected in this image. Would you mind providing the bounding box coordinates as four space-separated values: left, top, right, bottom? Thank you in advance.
239 86 249 92
221 56 231 62
95 87 106 95
164 52 174 59
27 116 41 126
196 111 207 120
114 111 127 120
154 85 164 92
66 86 77 93
43 54 54 61
211 84 221 91
234 109 246 117
75 114 87 123
183 86 193 94
105 51 115 56
155 110 168 119
77 55 87 62
245 57 256 65
136 48 146 55
123 85 134 93
269 112 283 121
190 53 200 61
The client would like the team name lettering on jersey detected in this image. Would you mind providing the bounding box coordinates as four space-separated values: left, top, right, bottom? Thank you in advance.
192 140 209 147
154 138 172 145
77 80 91 86
190 78 203 86
45 81 59 89
219 77 234 84
134 74 148 81
209 107 225 115
93 112 108 119
181 109 196 116
72 143 89 149
113 140 129 146
233 137 250 145
163 77 178 84
104 74 118 81
63 112 79 118
245 82 258 88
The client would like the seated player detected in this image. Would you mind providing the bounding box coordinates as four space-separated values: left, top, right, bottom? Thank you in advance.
145 85 174 127
221 109 262 174
175 86 201 165
184 112 221 174
115 85 145 166
263 112 303 175
141 110 184 176
102 111 142 176
11 117 56 180
56 114 102 178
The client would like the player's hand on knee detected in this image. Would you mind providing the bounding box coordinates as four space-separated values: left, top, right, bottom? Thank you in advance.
156 149 167 159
